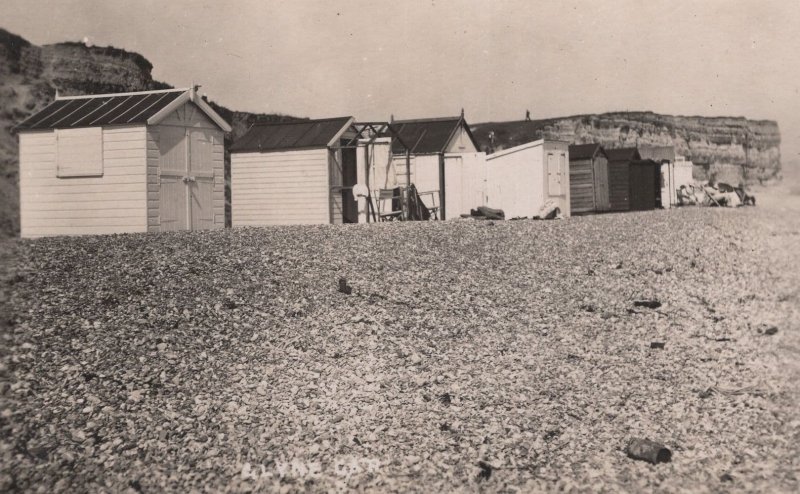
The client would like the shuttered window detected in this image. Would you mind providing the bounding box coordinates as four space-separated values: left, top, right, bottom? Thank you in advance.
56 127 103 177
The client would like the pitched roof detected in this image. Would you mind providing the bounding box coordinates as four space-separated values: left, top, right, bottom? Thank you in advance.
638 145 676 162
229 117 354 153
390 116 477 154
569 143 607 160
16 88 232 132
605 147 641 162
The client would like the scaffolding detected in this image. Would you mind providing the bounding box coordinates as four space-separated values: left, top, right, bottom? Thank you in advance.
332 122 419 222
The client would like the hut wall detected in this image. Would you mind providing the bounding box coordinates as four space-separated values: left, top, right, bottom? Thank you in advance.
19 125 148 237
608 161 630 211
629 162 659 211
231 148 331 226
593 154 610 211
569 157 595 213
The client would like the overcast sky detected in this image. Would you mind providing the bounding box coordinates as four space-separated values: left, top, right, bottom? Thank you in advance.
4 0 800 162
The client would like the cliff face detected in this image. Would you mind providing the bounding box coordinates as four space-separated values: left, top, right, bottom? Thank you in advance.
0 28 301 238
472 112 781 184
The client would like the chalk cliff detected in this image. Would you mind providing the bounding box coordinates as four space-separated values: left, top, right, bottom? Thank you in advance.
472 112 781 184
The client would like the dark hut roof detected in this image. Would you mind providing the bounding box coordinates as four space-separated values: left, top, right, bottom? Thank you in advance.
230 117 353 153
15 88 231 131
568 143 607 161
390 116 477 154
605 147 641 162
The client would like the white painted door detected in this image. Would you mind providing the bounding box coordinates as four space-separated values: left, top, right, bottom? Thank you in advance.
547 152 565 196
444 155 463 219
159 127 188 231
159 127 215 231
189 130 215 230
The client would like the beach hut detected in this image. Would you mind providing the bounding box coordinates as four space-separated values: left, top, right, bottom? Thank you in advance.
388 115 485 219
605 147 641 211
628 160 661 211
485 139 570 218
568 143 610 214
16 87 231 237
639 145 677 208
229 117 357 226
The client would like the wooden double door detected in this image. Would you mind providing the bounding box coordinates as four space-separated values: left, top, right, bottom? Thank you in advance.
159 127 215 231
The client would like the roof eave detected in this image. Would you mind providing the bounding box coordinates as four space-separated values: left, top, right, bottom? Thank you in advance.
146 89 233 132
325 117 356 148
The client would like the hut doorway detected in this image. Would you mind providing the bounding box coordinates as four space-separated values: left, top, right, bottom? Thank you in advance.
341 146 358 223
159 127 216 231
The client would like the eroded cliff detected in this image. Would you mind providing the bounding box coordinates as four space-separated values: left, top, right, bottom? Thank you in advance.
472 112 781 184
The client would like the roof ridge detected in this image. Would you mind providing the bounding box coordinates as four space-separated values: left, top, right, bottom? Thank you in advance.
252 116 351 127
392 116 461 124
56 88 189 100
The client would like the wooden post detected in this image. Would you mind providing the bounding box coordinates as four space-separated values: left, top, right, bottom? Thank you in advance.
405 149 411 220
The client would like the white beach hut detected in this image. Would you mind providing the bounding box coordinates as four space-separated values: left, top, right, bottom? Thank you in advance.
485 139 571 218
16 87 231 237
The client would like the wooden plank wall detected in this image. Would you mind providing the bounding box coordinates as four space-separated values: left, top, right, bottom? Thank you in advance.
19 126 148 237
608 162 630 211
593 155 610 211
569 157 595 213
231 148 330 226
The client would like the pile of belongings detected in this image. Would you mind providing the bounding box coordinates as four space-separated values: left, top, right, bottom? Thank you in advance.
677 182 755 207
463 206 505 220
533 200 563 220
407 184 432 221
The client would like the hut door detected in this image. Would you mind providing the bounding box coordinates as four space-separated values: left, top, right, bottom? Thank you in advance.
444 156 463 219
341 147 358 223
547 153 564 196
159 127 189 231
189 130 215 230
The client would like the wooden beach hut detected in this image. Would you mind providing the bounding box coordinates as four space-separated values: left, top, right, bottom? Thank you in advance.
568 143 610 214
605 147 641 212
229 117 357 226
16 87 231 237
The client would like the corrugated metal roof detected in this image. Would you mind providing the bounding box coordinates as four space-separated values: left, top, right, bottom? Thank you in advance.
569 143 606 160
605 147 641 162
390 117 475 154
16 89 185 130
229 117 352 153
638 145 676 162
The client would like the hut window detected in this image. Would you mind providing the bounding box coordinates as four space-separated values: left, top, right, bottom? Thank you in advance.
56 127 103 177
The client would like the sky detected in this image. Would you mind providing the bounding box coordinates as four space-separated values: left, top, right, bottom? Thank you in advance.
4 0 800 164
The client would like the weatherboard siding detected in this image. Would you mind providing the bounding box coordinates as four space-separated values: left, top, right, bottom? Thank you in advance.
146 128 161 232
569 158 595 213
608 162 630 211
232 149 330 226
19 126 148 238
